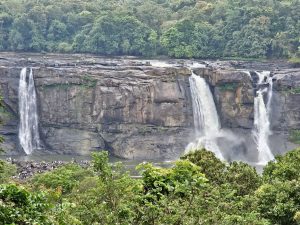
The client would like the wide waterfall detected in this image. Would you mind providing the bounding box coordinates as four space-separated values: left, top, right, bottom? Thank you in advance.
253 71 274 164
186 72 224 160
18 68 40 155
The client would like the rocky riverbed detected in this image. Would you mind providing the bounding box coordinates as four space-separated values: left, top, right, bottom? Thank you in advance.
5 158 90 180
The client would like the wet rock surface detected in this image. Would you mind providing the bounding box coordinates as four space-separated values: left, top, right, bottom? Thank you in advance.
0 53 299 160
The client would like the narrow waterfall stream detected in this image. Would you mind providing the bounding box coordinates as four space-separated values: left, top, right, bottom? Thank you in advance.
253 71 274 164
186 72 224 160
18 68 40 155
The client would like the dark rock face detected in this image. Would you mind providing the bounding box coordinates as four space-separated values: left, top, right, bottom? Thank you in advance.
0 54 194 159
196 67 300 158
268 69 300 155
0 53 299 160
36 66 193 159
273 69 300 129
195 68 254 129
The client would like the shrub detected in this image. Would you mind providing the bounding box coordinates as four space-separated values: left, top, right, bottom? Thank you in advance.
0 184 55 224
181 148 226 184
31 163 93 194
0 160 17 184
263 148 300 183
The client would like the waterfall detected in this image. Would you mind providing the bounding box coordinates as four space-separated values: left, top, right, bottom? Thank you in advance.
18 68 40 155
186 72 224 160
253 71 274 164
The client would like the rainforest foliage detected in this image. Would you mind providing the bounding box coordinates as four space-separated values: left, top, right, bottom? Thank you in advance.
1 149 300 224
0 0 299 59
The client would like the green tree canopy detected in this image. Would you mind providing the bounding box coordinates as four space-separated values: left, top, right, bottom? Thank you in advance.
0 0 298 58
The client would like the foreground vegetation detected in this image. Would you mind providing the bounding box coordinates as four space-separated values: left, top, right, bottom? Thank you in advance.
1 148 300 225
0 0 299 59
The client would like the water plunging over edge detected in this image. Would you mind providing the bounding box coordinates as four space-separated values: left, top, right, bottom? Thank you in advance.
186 71 225 160
252 71 274 164
18 68 40 155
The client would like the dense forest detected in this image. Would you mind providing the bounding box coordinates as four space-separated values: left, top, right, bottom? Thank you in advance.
1 149 300 224
0 0 299 59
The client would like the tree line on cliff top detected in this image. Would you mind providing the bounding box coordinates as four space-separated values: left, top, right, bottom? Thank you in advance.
0 0 299 59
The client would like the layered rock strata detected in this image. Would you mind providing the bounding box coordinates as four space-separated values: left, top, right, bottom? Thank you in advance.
0 53 299 160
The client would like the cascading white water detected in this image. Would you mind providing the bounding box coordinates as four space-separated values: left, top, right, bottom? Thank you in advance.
28 68 40 149
253 71 274 164
18 68 40 155
186 72 224 160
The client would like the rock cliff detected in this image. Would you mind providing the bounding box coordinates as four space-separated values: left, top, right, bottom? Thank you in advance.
0 53 299 160
195 66 300 158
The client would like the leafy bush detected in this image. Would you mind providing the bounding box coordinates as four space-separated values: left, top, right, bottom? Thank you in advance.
67 151 141 224
289 57 300 64
1 148 300 224
134 160 208 225
256 180 300 225
289 130 300 144
0 184 55 224
182 149 261 196
31 163 93 194
138 160 207 197
224 161 262 196
263 148 300 183
57 42 72 53
181 148 226 184
285 88 300 95
0 160 17 184
219 83 239 91
259 148 300 224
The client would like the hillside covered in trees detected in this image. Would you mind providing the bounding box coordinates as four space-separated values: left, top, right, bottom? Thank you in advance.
0 0 299 59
